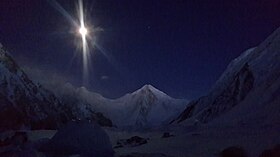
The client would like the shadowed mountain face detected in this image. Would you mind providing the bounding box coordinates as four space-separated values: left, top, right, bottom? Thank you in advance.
174 63 254 124
0 45 68 130
0 44 113 130
173 27 280 125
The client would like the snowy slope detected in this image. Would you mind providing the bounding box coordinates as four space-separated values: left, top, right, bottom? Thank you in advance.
173 26 280 125
106 124 280 157
0 44 68 130
108 85 188 128
56 84 188 129
54 83 113 127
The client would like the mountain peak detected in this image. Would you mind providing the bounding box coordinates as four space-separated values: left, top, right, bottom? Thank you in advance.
134 84 169 98
140 84 157 91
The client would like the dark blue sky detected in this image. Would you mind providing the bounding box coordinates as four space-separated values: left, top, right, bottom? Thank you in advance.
0 0 279 99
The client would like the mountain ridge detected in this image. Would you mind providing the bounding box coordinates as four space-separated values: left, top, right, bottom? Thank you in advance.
55 83 188 129
0 44 69 130
172 26 280 126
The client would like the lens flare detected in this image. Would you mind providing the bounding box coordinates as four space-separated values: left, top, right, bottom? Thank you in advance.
48 0 122 86
79 26 88 36
77 0 90 85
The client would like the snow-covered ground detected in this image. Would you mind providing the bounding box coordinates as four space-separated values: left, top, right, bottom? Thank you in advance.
106 124 280 157
16 123 279 157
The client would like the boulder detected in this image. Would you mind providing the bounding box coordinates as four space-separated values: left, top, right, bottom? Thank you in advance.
41 121 114 157
115 136 148 148
161 132 174 138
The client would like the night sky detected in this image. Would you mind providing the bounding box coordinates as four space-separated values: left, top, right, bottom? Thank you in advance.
0 0 279 99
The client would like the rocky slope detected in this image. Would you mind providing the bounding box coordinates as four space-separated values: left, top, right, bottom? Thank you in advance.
0 44 68 131
57 84 113 127
0 43 113 130
172 27 280 125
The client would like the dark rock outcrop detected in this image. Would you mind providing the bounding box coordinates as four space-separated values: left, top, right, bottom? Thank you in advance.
114 136 148 148
161 132 174 138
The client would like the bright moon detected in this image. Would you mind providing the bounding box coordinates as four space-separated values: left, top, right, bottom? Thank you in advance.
79 26 88 36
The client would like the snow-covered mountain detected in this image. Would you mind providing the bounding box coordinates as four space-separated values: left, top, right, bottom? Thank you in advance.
56 84 188 129
54 83 113 127
0 44 68 131
0 43 114 130
0 43 184 130
172 27 280 126
108 85 188 128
